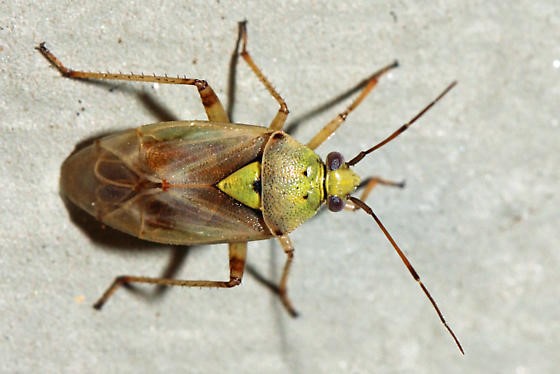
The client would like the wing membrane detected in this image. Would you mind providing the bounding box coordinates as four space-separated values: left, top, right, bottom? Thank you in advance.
61 121 274 244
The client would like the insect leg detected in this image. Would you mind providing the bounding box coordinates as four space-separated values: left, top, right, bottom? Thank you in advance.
276 235 298 317
306 61 398 150
345 177 405 211
238 21 289 131
227 241 248 286
35 43 229 122
93 242 247 309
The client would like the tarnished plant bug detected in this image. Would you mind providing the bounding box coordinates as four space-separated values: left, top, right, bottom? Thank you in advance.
37 21 463 353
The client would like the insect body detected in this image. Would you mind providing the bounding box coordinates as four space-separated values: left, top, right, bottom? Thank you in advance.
38 22 463 353
62 120 342 246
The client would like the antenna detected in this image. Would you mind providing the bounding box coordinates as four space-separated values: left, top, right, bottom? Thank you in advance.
346 82 463 353
349 196 464 354
347 81 457 166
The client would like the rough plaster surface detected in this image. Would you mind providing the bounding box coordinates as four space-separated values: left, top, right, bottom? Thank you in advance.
1 1 558 373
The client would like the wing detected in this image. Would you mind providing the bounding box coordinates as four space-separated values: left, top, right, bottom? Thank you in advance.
61 120 274 244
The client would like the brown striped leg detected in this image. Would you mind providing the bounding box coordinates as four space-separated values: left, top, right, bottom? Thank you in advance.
93 242 247 309
306 61 398 150
276 235 298 317
238 21 289 131
36 43 229 122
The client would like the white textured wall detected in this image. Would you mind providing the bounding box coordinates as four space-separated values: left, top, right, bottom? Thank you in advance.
1 1 558 373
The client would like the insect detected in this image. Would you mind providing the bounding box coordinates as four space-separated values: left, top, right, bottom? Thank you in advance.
38 21 463 353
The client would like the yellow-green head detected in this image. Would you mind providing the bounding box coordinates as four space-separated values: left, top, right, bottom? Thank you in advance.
324 152 360 212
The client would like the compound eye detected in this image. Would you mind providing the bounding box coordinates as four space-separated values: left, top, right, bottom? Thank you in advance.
327 195 345 212
326 152 344 171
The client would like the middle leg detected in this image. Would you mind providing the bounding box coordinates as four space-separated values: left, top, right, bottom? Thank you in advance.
276 235 298 317
238 21 290 131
